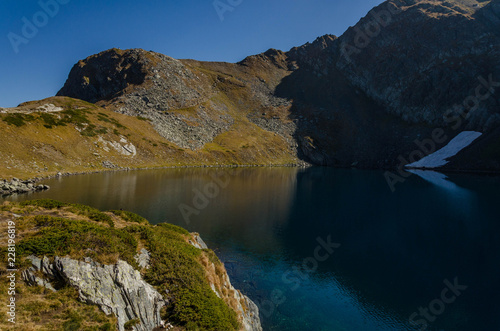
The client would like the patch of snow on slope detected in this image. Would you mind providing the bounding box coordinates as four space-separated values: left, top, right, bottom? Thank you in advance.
406 131 482 169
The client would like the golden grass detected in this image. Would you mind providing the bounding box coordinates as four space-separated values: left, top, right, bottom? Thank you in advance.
0 93 299 180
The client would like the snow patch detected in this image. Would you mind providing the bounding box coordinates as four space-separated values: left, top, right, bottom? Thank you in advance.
406 131 482 169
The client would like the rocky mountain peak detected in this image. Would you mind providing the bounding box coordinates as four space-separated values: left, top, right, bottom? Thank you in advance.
57 48 155 103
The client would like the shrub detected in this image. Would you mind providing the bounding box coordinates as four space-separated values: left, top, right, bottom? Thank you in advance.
17 215 136 264
2 113 34 127
141 225 239 331
20 199 67 209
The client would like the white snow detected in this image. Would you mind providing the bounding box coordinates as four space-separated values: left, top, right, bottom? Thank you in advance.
405 131 482 169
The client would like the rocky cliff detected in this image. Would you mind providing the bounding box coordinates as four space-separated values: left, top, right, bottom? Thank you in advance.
0 200 262 331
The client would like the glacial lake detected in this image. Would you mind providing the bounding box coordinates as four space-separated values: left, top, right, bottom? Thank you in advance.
4 167 500 331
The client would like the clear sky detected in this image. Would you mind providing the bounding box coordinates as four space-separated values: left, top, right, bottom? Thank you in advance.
0 0 383 107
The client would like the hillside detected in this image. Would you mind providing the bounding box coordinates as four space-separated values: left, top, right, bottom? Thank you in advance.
0 96 299 180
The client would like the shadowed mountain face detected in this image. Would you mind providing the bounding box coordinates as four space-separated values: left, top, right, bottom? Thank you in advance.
57 0 500 170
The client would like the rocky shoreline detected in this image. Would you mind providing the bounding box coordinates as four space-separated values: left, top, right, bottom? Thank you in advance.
0 178 49 196
0 162 310 198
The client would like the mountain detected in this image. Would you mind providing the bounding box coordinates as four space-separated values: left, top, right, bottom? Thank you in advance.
2 0 499 180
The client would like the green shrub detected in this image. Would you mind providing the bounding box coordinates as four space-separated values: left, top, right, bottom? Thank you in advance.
2 113 34 127
99 323 113 331
14 201 239 331
17 215 137 264
141 225 239 331
20 199 67 209
68 203 114 227
60 109 90 126
40 112 64 128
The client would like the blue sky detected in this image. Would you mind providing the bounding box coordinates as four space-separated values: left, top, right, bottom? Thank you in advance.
0 0 383 107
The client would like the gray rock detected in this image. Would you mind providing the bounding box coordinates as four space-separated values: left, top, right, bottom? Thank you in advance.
22 256 57 292
189 233 208 250
134 249 151 269
23 256 167 331
0 178 50 196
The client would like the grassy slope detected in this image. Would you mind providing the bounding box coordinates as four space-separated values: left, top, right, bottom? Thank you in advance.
0 94 298 180
0 200 247 331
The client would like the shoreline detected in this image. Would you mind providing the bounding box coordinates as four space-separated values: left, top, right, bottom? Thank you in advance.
2 162 500 198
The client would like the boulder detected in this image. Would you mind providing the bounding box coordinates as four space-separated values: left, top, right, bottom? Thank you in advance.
23 256 167 331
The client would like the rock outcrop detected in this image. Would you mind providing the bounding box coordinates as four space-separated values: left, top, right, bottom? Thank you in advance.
0 178 49 196
23 236 263 331
23 255 167 331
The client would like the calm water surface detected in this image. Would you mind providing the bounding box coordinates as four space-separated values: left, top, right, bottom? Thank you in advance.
4 167 500 331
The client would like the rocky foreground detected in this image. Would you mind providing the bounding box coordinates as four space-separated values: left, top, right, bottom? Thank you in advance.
0 200 262 331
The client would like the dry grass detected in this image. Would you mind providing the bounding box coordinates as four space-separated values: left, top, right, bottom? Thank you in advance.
0 94 298 180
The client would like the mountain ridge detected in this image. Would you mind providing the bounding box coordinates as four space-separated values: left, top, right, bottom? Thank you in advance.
1 0 499 179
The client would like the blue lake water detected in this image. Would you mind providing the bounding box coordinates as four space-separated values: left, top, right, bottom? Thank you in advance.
4 167 500 330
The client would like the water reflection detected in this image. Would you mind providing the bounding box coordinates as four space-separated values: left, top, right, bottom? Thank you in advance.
3 167 500 331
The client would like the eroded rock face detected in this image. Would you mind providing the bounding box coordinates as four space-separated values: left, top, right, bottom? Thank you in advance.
23 256 167 331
